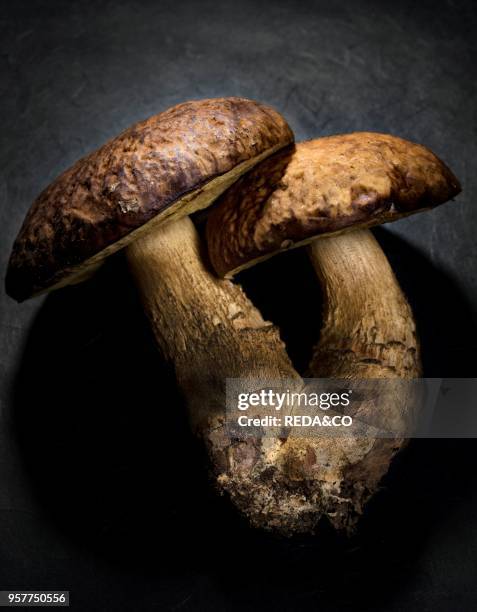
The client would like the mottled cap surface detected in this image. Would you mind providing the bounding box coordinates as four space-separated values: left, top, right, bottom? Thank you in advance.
7 97 293 301
206 133 461 277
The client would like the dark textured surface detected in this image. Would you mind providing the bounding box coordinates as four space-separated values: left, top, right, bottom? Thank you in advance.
207 133 461 276
1 1 476 611
6 97 292 300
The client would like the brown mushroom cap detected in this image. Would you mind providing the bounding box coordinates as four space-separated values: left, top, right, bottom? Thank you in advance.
206 133 461 277
6 97 293 301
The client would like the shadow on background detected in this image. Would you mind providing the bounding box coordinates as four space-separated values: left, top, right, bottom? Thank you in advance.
10 229 477 610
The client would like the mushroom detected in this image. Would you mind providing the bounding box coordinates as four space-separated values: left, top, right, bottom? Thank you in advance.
206 133 461 533
6 97 306 521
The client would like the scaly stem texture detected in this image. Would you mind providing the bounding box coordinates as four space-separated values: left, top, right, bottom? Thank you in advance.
308 229 420 379
126 216 306 530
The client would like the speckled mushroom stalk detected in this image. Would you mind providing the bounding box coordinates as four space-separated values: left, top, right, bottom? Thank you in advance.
307 228 419 379
212 228 422 535
125 215 304 505
301 228 421 532
206 133 461 533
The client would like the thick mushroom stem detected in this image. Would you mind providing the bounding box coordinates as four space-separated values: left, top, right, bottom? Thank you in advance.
279 228 421 532
125 215 303 525
126 221 423 535
307 229 421 379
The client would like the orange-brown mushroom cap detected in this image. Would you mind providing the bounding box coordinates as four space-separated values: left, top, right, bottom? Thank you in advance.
206 133 461 277
6 97 293 301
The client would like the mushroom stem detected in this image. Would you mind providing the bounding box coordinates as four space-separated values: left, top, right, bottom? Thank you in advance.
279 228 422 533
307 229 421 379
125 215 302 519
126 222 422 534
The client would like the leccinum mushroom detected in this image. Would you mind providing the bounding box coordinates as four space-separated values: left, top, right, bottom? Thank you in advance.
6 97 307 523
206 133 461 532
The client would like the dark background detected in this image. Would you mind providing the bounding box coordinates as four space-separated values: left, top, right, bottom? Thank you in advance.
1 0 477 610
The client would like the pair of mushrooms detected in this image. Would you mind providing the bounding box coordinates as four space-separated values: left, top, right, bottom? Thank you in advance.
7 98 460 534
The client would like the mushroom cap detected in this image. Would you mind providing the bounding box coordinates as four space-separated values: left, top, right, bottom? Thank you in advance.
6 97 293 301
206 133 461 277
